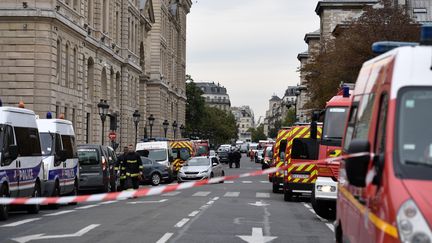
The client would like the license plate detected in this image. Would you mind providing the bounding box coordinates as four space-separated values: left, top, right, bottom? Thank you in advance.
291 174 309 179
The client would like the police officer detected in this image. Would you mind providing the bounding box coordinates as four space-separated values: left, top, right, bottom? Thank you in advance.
123 144 144 190
114 146 128 191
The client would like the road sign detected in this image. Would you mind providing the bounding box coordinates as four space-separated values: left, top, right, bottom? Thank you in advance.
108 131 116 141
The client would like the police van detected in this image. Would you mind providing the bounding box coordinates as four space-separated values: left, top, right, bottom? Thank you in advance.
136 141 172 167
0 106 43 220
37 115 78 205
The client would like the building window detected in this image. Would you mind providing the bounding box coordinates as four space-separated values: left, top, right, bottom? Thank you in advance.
72 47 77 89
87 57 95 101
87 0 93 26
65 43 70 87
56 39 61 82
102 0 108 33
116 10 120 44
101 68 107 99
116 72 121 106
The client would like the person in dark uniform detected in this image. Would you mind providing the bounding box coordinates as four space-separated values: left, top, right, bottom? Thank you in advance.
234 149 241 168
123 144 144 190
114 146 128 191
228 148 235 168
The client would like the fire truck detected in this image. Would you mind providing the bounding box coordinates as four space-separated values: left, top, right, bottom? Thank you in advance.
192 140 210 157
336 26 432 243
169 140 195 174
311 85 352 219
270 128 291 192
282 124 322 201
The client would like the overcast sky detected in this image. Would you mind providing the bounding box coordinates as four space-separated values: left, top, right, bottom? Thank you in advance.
186 0 320 122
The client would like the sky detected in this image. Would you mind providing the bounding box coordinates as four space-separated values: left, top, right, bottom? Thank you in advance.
186 0 320 122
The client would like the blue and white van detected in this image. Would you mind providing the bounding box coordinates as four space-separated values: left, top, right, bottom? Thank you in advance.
37 118 78 204
0 106 43 220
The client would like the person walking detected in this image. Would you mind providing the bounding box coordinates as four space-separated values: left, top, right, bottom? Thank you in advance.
114 146 128 191
123 144 144 190
234 149 241 168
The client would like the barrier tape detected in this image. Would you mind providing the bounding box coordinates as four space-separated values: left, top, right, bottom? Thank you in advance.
0 152 371 205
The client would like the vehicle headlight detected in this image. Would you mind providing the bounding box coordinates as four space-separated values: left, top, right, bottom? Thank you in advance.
200 170 209 174
397 199 432 243
316 185 337 193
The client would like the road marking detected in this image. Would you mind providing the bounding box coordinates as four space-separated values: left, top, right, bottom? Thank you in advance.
200 205 210 210
11 224 100 243
225 181 234 184
75 204 99 210
309 209 316 214
44 210 75 217
248 201 269 207
174 218 190 228
1 218 41 227
256 193 270 198
242 181 253 184
127 199 168 205
192 191 211 197
302 203 311 209
237 227 277 243
206 201 214 205
188 211 200 217
162 191 181 196
156 233 174 243
224 192 240 197
211 197 220 201
260 181 270 184
326 223 335 232
99 200 118 205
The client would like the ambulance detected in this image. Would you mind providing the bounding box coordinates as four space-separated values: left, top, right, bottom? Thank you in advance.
0 105 43 220
170 140 194 174
336 26 432 242
37 115 79 204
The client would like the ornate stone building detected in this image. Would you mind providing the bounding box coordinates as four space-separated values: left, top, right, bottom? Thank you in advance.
146 0 192 138
195 82 231 112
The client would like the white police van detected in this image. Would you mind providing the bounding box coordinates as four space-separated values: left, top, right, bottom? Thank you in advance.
37 115 78 205
0 106 43 220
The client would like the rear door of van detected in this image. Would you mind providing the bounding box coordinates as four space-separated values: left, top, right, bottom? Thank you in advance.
78 147 102 176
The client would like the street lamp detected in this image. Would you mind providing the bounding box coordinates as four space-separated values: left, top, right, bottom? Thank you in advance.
179 124 185 138
162 120 169 138
172 120 178 139
148 114 155 139
97 99 109 145
132 110 140 145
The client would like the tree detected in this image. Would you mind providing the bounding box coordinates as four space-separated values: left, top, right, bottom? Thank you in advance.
248 125 267 142
200 106 238 145
185 81 205 134
268 120 282 139
282 108 296 127
302 1 420 109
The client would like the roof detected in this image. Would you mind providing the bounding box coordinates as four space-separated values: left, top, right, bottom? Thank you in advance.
304 30 320 43
284 86 298 97
270 95 281 102
297 51 310 61
195 82 228 95
315 0 378 15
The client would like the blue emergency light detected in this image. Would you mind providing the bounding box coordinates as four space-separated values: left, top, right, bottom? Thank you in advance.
372 41 418 54
420 24 432 45
46 112 52 119
342 86 350 98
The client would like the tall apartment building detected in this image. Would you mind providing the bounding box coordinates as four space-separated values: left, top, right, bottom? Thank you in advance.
231 106 254 142
195 82 231 112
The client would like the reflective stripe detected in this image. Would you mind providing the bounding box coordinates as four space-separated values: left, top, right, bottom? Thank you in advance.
127 160 137 163
126 173 140 177
339 186 399 239
114 167 119 170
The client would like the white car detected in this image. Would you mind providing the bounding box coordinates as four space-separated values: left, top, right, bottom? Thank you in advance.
255 149 264 163
177 156 225 183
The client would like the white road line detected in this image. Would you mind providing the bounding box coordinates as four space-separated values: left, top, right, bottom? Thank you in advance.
242 181 252 184
99 200 118 205
309 209 316 214
1 218 41 227
212 197 220 201
224 181 234 184
192 191 211 197
174 218 190 228
326 223 335 232
302 202 311 209
75 204 99 210
188 211 200 217
200 205 210 210
156 233 174 243
256 193 270 198
162 191 181 196
224 192 240 197
206 201 214 205
260 181 270 184
44 210 75 217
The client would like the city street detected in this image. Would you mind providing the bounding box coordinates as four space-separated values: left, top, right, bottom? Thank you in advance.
0 155 334 243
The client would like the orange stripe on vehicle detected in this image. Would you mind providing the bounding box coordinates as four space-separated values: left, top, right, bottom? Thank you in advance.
339 186 399 239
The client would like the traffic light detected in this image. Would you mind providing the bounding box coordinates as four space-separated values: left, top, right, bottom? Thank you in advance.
109 113 118 131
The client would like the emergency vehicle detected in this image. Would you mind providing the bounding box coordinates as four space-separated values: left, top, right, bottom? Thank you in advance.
0 105 43 220
282 124 322 202
311 86 352 219
192 139 210 156
336 26 432 243
170 140 194 173
37 116 79 204
270 128 291 192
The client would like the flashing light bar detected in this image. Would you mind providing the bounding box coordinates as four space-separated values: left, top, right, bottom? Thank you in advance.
372 41 418 54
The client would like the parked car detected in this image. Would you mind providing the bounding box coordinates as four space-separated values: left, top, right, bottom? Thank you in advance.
141 157 173 186
177 156 225 183
255 149 264 163
217 149 229 164
77 144 117 193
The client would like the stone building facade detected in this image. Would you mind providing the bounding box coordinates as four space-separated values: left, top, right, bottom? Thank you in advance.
146 0 192 139
231 106 254 142
195 82 231 112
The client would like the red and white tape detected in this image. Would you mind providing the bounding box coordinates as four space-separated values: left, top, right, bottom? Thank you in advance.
0 152 370 205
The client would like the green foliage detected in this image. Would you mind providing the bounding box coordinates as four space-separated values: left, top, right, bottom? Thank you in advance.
268 120 282 139
301 2 420 109
248 125 267 142
282 108 296 127
186 81 205 133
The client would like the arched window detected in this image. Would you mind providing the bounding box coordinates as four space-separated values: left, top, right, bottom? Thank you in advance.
56 39 62 83
87 57 95 101
65 43 70 87
116 72 121 106
72 47 77 89
110 68 114 105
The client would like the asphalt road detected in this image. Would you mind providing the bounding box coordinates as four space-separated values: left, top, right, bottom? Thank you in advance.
0 155 334 243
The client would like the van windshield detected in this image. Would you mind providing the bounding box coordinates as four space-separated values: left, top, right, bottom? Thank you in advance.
323 107 349 144
138 149 167 162
78 149 99 165
40 133 54 156
397 89 432 179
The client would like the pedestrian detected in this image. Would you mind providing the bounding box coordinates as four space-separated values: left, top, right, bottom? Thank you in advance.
123 144 144 190
234 149 241 168
114 146 128 191
228 148 235 168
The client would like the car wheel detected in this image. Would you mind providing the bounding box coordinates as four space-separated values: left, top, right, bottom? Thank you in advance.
311 187 335 220
68 180 78 205
151 173 161 186
0 185 10 221
50 183 60 209
272 181 280 193
283 183 293 202
27 182 41 214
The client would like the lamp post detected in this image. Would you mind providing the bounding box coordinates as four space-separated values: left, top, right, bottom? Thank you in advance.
172 120 178 139
148 114 155 139
179 124 185 138
132 110 140 145
97 99 109 145
162 120 169 138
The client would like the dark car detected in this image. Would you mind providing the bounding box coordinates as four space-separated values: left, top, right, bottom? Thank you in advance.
77 144 118 192
217 149 230 164
141 157 173 186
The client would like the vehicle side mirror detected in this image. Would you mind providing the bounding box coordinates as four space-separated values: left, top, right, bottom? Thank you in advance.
345 139 371 188
6 144 19 162
58 149 68 162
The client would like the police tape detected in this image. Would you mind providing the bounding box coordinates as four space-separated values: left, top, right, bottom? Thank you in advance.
0 152 371 205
